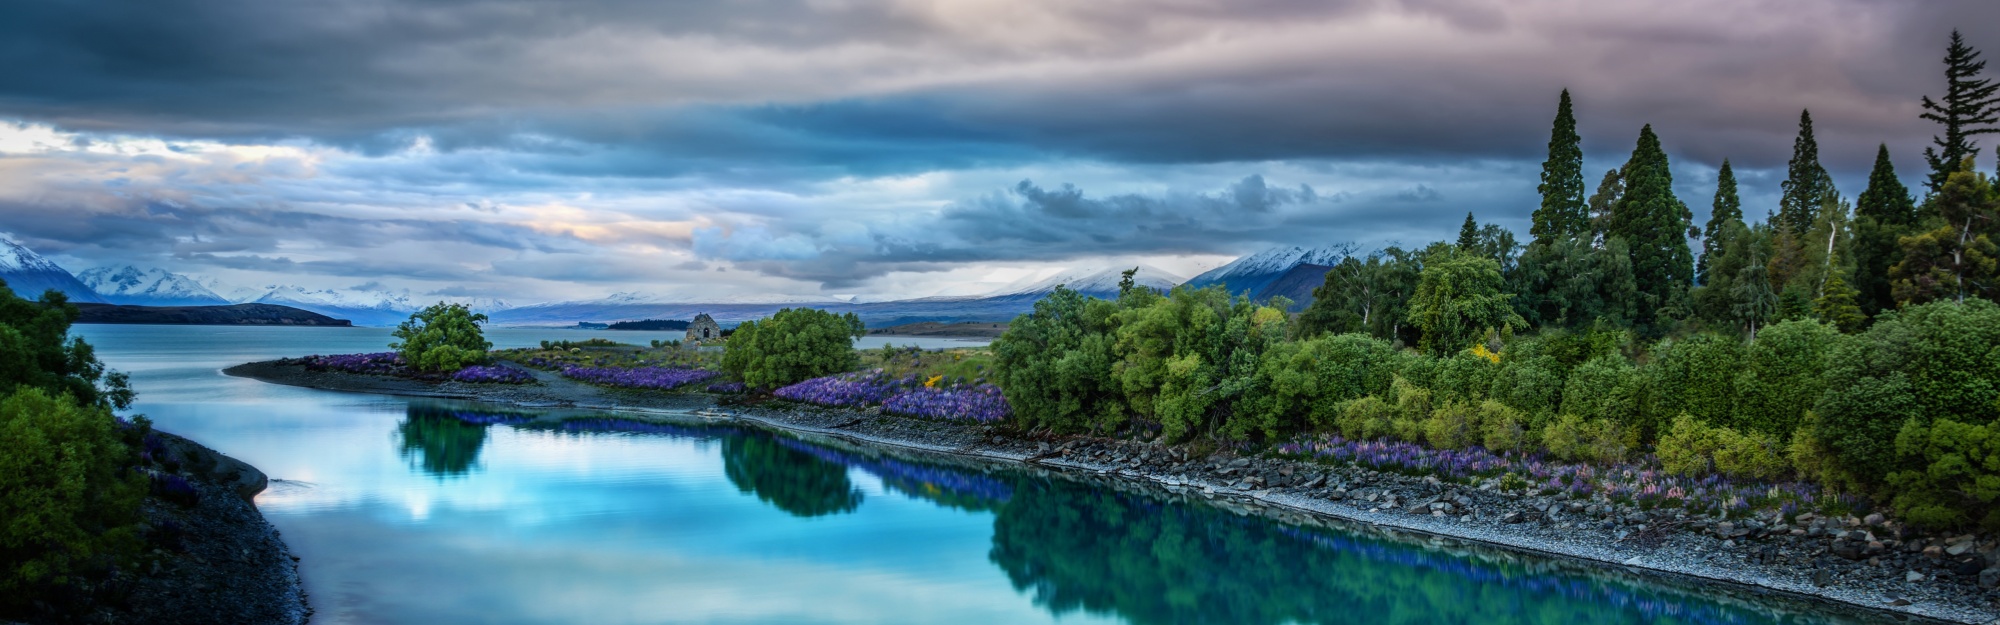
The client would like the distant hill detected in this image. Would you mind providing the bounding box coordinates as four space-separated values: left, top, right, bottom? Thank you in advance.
607 319 690 331
78 265 230 306
1182 246 1346 299
74 303 354 326
0 237 104 303
1253 263 1335 311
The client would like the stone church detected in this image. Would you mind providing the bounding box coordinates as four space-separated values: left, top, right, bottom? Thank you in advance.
685 313 722 343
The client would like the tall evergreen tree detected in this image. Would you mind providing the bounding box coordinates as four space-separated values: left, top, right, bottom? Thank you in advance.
1921 30 2000 195
1852 145 1917 316
1778 110 1837 235
1586 168 1623 242
1698 159 1742 284
1457 212 1479 250
1532 89 1587 244
1608 125 1695 331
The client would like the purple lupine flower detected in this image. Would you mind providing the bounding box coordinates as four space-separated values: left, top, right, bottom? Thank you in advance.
451 365 535 384
560 365 718 390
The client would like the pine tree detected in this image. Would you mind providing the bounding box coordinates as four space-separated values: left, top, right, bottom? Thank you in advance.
1698 159 1742 284
1852 145 1917 316
1586 168 1623 243
1458 212 1479 250
1778 110 1837 235
1892 157 2000 305
1814 271 1865 333
1608 125 1695 331
1921 30 2000 195
1532 89 1587 244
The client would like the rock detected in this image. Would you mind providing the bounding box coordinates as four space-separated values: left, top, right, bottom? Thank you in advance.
1812 569 1834 587
1923 545 1943 559
1228 458 1252 468
1948 543 1972 557
1905 571 1925 583
1866 541 1886 556
1715 522 1736 538
1980 567 2000 590
1864 512 1886 526
1722 540 1737 549
1795 512 1815 524
1327 489 1345 500
1886 597 1911 607
1503 512 1526 524
1832 540 1863 560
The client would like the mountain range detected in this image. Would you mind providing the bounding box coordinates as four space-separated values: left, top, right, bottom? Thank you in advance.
0 235 1346 327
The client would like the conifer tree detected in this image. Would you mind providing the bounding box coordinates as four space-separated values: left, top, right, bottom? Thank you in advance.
1778 110 1837 236
1585 168 1623 243
1458 213 1479 250
1609 125 1694 331
1921 30 2000 195
1698 159 1742 284
1852 144 1917 316
1532 90 1587 244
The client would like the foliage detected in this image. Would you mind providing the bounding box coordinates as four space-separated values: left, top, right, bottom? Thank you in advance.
1815 298 2000 483
1532 89 1588 244
1658 415 1790 480
1405 249 1525 356
1892 159 2000 306
1241 333 1406 440
450 365 534 384
1540 413 1625 464
0 281 131 410
1110 287 1288 441
1607 125 1695 333
722 308 864 390
1697 159 1742 285
391 302 492 372
1777 110 1838 236
1646 334 1741 429
1853 145 1918 317
1297 248 1421 342
1733 320 1837 438
0 388 144 601
1888 416 2000 529
560 365 717 390
991 287 1129 434
1920 30 2000 195
1558 355 1646 441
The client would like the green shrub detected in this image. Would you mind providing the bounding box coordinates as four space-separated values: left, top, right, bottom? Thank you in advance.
1734 319 1838 438
1479 401 1525 452
391 302 492 372
1336 396 1395 440
1646 334 1742 429
1424 402 1478 450
1243 333 1405 439
1887 416 2000 529
1658 415 1789 480
1541 413 1625 463
1558 355 1647 440
1429 352 1499 406
0 388 144 602
723 308 865 391
1487 355 1564 430
1815 299 2000 483
0 284 131 410
991 288 1128 434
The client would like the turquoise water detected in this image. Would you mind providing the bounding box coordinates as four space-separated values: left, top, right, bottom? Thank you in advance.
74 325 1894 625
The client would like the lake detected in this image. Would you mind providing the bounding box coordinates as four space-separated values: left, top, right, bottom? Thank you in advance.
74 324 1898 625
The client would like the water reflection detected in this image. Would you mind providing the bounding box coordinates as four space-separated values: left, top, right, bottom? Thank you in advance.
416 408 1884 625
722 432 864 517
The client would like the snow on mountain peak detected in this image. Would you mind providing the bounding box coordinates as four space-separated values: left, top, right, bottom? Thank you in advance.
996 264 1184 297
78 265 228 305
0 237 66 274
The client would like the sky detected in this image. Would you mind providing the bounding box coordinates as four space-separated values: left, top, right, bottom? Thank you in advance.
1 0 1996 303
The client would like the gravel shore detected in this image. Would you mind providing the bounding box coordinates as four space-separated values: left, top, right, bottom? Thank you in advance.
225 359 2000 625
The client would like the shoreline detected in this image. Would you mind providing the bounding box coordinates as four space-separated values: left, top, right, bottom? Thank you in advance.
223 359 1998 624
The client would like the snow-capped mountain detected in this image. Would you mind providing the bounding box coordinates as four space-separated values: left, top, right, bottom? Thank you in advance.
1182 246 1348 298
992 265 1183 299
78 265 229 306
246 286 428 326
0 237 104 303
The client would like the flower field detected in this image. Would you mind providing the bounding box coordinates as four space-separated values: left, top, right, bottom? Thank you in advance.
559 365 719 390
450 365 535 384
300 352 407 375
1277 434 1849 519
773 369 1011 423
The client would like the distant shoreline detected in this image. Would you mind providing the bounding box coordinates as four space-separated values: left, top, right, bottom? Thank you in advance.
75 303 353 327
222 357 1992 624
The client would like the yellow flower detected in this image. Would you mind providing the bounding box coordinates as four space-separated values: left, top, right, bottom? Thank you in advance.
925 375 943 388
1469 343 1499 364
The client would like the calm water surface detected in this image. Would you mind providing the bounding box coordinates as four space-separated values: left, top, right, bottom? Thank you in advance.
74 325 1895 625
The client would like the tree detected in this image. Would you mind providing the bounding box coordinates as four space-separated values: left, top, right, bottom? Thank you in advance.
1297 248 1422 342
1816 299 2000 487
1586 168 1624 242
390 302 492 372
722 308 862 390
991 287 1128 434
1608 125 1695 331
1813 271 1865 333
1853 145 1918 316
1698 159 1742 285
1406 249 1526 356
1457 213 1479 250
0 389 144 603
1732 226 1780 338
0 282 131 410
1513 236 1637 329
1532 89 1588 244
1778 110 1838 235
1892 158 2000 305
1922 30 2000 195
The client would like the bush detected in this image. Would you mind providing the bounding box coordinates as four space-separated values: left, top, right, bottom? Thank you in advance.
1541 413 1624 463
0 388 144 602
991 288 1128 434
1646 334 1742 429
1487 355 1564 430
1423 402 1477 450
1242 333 1405 440
1336 396 1395 440
722 308 865 391
1815 299 2000 483
1558 355 1647 441
1734 319 1837 438
0 284 131 410
391 302 492 372
1888 416 2000 529
1479 401 1525 452
1658 415 1789 480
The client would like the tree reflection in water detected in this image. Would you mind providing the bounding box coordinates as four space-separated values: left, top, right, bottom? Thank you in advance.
397 406 490 477
722 432 864 518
